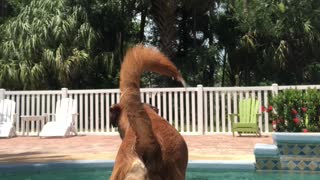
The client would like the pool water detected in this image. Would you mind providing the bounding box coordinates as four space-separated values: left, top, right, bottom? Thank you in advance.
1 167 320 180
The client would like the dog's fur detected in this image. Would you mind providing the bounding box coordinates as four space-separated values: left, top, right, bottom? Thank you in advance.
110 45 188 180
110 104 159 139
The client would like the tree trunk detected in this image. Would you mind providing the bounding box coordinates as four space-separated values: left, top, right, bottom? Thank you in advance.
139 9 147 42
192 10 197 48
221 48 227 86
150 0 177 58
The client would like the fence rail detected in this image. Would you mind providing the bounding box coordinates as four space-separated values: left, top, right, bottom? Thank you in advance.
1 83 319 136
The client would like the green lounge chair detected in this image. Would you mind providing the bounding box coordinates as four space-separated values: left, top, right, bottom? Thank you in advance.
229 98 261 137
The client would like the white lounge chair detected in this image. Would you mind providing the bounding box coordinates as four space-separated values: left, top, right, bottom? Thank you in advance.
39 98 78 137
0 99 16 138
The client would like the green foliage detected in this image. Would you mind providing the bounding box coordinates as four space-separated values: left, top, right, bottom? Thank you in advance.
0 0 114 90
217 0 320 86
177 46 219 87
2 0 320 89
269 89 320 132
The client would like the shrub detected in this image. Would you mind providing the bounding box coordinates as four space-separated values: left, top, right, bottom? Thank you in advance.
265 88 320 132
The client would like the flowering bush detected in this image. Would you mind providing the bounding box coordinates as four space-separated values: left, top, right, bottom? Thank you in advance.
262 88 320 132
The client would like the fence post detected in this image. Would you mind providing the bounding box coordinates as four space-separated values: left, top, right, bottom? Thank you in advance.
0 89 5 100
197 85 204 135
61 88 68 98
271 83 279 96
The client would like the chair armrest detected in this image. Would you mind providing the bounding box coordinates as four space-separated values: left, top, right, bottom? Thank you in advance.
256 113 261 124
72 113 79 118
71 113 79 124
12 113 17 125
256 113 262 119
229 114 239 123
42 113 56 122
229 114 239 117
43 113 55 117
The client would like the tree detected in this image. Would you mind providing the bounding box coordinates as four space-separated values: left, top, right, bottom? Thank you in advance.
0 0 114 90
141 0 220 87
215 0 320 86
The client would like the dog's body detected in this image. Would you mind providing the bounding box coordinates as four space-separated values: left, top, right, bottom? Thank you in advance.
110 45 188 180
110 104 188 179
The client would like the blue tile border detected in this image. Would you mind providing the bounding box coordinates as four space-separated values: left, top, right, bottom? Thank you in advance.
277 143 320 156
255 133 320 172
255 158 280 170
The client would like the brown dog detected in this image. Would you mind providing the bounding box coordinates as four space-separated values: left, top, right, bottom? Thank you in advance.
110 104 159 139
110 45 188 180
110 103 188 179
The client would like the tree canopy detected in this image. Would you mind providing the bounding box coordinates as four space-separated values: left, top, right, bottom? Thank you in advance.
0 0 320 90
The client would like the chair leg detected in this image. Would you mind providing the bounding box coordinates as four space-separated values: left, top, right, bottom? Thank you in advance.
255 128 261 137
66 127 74 136
10 127 16 137
70 126 77 136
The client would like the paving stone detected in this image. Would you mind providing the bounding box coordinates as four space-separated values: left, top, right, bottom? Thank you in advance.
0 135 273 163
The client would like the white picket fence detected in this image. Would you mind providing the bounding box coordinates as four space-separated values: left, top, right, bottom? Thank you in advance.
1 84 320 136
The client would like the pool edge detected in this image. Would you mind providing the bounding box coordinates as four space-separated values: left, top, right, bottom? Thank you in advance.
0 159 256 172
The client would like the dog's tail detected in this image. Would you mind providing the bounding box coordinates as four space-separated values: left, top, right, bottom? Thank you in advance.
119 44 185 159
120 44 186 91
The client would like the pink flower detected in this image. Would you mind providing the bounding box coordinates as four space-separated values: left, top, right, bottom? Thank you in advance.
261 106 266 112
301 107 307 113
276 119 283 124
302 128 308 133
293 117 300 124
291 109 298 115
267 106 273 112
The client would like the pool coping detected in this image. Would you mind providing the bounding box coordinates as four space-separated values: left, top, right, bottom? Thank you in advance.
0 160 256 172
273 132 320 144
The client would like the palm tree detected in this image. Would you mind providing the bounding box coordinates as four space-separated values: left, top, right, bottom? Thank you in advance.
0 0 114 90
150 0 178 58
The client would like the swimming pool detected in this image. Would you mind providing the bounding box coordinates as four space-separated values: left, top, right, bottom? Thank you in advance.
0 160 319 180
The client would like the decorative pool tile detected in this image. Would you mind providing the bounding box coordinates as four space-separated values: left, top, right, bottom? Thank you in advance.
286 160 297 170
308 161 318 171
302 146 312 155
279 157 320 171
277 144 320 156
256 133 320 172
297 161 307 170
292 146 301 155
255 158 280 170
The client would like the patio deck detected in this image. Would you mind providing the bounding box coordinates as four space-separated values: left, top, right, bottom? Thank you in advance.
0 135 273 164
